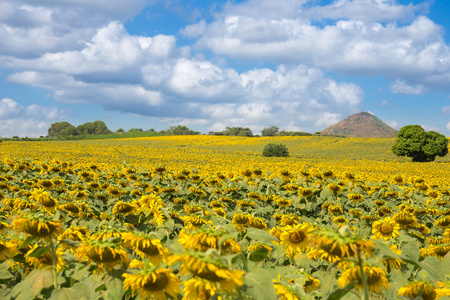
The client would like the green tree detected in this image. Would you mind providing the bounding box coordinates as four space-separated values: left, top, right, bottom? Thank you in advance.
164 125 200 135
76 121 112 135
392 125 449 162
262 143 289 157
261 126 279 136
223 126 253 137
116 128 125 133
48 122 77 137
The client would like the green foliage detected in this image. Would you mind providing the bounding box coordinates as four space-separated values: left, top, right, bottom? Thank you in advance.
76 120 112 135
221 126 253 137
276 130 312 136
48 122 77 137
262 143 289 157
162 125 200 135
261 126 279 136
392 125 448 162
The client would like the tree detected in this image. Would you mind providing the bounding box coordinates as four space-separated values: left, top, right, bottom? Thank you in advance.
392 125 448 162
164 125 200 135
76 120 112 135
223 127 253 137
48 122 77 137
261 126 279 136
262 143 289 157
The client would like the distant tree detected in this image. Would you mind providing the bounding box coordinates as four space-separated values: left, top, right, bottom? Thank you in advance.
164 125 200 135
276 130 312 136
223 126 253 137
129 128 143 132
147 129 155 132
48 122 77 137
116 128 125 133
76 120 112 135
392 125 449 162
261 126 279 136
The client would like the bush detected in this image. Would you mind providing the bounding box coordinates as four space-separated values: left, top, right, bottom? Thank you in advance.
392 125 448 162
262 143 289 157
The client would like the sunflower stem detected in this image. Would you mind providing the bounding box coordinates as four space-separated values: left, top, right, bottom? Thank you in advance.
49 239 58 289
357 251 369 300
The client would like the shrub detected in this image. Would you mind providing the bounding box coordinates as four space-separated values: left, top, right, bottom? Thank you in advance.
262 143 289 157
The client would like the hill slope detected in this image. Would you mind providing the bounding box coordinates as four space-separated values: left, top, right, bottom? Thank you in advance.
320 112 398 138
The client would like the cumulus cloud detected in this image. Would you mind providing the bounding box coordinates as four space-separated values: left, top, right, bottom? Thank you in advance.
447 121 450 131
4 16 364 133
0 0 147 58
0 98 67 137
189 0 450 92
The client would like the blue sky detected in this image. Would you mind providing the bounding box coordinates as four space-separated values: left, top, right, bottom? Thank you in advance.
1 0 450 137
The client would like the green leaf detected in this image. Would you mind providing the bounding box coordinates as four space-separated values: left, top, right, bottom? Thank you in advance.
244 267 278 300
0 268 14 279
18 236 35 249
10 269 54 299
419 256 444 281
104 277 124 300
246 228 278 243
27 246 50 258
248 248 269 262
49 282 91 300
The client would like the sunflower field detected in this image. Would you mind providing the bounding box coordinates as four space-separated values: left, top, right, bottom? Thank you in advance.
0 136 450 299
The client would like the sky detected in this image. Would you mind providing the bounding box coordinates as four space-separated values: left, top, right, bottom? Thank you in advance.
1 0 450 137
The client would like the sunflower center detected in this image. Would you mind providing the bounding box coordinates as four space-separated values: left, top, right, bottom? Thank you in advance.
23 221 56 237
143 273 169 292
87 247 121 263
289 231 306 244
0 243 6 251
138 244 160 256
366 273 381 285
434 246 450 257
380 223 394 235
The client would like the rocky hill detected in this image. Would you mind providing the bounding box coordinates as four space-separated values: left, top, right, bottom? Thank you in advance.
320 112 398 138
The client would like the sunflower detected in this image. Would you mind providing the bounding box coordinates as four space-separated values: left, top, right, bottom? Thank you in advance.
303 275 321 293
237 200 256 208
76 237 129 271
139 194 164 213
276 198 291 208
12 213 63 242
279 223 314 258
308 228 374 263
182 278 221 300
106 186 125 197
122 232 170 265
123 264 180 300
273 280 301 300
36 180 54 190
0 221 11 233
90 225 124 241
327 183 343 194
178 228 241 255
59 202 81 216
29 188 59 214
328 205 343 216
231 213 252 232
393 212 417 229
0 239 15 261
182 216 213 231
69 190 89 201
347 193 364 203
435 216 450 229
112 201 138 216
26 245 66 273
248 243 273 256
349 209 362 218
58 226 90 252
382 244 404 271
298 188 314 198
371 217 400 240
398 282 437 300
338 265 389 294
169 252 245 295
427 244 450 260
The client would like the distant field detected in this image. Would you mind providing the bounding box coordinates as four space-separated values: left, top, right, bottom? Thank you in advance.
1 135 449 186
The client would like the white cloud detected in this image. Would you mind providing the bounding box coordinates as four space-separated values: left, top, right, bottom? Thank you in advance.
421 124 441 132
390 79 425 94
190 0 450 91
384 119 399 129
442 106 450 114
0 98 67 137
447 121 450 131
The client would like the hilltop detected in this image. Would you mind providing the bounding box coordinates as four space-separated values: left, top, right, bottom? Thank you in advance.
320 112 398 138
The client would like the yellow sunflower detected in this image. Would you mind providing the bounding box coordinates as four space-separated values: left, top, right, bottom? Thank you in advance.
398 282 437 300
26 245 66 273
371 217 400 240
279 223 314 258
338 265 389 294
177 228 241 255
29 188 59 214
58 226 90 252
76 237 129 271
273 280 301 300
169 252 245 295
182 278 220 300
122 232 170 265
382 244 404 271
0 239 16 261
123 265 180 300
427 244 450 260
12 213 63 242
112 201 138 216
